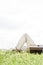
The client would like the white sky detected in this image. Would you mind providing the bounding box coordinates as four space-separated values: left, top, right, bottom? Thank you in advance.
0 0 43 49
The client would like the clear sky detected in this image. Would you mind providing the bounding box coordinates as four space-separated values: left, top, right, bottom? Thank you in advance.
0 0 43 49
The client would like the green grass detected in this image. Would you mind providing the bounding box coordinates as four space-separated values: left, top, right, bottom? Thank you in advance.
0 50 43 65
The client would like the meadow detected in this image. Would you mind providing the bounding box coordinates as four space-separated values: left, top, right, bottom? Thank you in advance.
0 50 43 65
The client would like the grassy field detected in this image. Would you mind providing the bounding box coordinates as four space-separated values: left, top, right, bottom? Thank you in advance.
0 50 43 65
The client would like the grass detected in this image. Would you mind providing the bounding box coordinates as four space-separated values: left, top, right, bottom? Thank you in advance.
0 50 43 65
